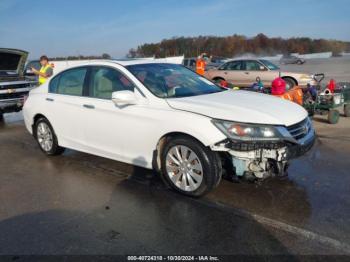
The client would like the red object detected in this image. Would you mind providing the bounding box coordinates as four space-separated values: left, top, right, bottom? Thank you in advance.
220 80 228 87
271 77 286 95
327 79 336 93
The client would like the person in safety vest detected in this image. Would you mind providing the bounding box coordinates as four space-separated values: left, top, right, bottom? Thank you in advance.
196 55 206 76
31 55 53 85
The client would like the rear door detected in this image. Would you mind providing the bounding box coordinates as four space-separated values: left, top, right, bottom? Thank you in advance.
46 66 89 148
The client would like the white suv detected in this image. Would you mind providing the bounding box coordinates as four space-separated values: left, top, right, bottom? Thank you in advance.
23 60 315 197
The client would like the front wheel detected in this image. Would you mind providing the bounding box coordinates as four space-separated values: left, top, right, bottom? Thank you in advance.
328 109 340 124
161 136 222 197
283 78 296 90
344 104 350 117
34 117 65 155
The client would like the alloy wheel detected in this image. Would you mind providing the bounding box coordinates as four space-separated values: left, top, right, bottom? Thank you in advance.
37 122 53 152
165 145 203 192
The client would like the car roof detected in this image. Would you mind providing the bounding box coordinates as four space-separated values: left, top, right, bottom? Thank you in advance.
54 59 181 67
225 58 264 62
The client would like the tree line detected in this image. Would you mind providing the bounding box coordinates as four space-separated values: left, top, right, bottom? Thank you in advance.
49 53 111 61
128 34 350 58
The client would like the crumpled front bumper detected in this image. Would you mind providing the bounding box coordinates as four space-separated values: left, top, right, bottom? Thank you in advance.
211 121 316 178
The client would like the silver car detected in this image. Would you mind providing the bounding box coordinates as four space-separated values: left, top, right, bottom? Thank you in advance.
205 59 312 89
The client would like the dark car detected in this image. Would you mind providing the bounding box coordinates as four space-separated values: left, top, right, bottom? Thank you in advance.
0 48 37 120
280 55 305 65
24 60 41 82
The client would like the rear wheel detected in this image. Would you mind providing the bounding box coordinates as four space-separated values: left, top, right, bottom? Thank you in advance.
34 117 65 155
328 109 340 124
161 136 222 197
344 104 350 117
283 78 297 90
213 77 225 84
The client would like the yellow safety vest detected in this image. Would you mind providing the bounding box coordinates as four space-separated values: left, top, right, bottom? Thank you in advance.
38 64 51 85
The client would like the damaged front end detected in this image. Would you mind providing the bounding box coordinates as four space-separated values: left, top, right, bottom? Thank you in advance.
211 117 315 180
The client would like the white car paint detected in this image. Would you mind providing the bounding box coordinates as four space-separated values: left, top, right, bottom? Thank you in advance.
167 90 307 126
23 60 309 171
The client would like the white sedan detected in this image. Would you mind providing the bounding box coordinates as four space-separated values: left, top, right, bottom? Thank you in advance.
23 60 315 196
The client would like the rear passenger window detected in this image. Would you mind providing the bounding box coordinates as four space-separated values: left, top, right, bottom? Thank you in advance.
49 75 59 93
89 67 134 99
55 68 87 96
222 61 242 70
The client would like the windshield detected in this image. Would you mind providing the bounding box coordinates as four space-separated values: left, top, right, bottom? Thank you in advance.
260 60 280 70
127 63 225 98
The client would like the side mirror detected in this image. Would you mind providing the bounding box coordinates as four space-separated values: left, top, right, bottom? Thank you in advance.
259 66 267 71
112 90 137 105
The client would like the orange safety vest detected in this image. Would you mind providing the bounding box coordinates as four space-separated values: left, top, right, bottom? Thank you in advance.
273 87 304 105
290 87 303 105
196 59 206 75
273 92 293 102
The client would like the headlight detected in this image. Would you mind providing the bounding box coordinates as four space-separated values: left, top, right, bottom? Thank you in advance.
212 120 284 141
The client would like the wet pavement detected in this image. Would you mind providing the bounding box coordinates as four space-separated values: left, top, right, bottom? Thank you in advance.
0 112 350 257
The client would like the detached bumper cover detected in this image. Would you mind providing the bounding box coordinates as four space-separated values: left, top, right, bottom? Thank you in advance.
214 124 316 162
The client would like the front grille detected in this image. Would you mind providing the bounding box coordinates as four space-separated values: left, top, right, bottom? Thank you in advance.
0 91 27 100
287 118 311 140
0 83 30 90
217 139 286 152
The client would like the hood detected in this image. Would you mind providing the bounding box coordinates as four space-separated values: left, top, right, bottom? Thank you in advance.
166 90 308 126
0 48 28 76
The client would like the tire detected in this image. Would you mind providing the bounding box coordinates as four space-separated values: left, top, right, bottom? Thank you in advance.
0 113 3 122
213 77 225 84
344 104 350 117
297 60 303 65
283 77 296 90
34 117 65 155
161 136 222 197
328 109 340 124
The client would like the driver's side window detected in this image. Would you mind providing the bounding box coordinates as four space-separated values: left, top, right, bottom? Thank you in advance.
89 67 134 100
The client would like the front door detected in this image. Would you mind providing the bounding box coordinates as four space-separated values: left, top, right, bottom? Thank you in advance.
220 60 246 86
241 60 270 87
81 66 154 165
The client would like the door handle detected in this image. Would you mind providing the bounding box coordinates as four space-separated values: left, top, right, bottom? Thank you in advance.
244 72 249 75
83 104 95 109
224 72 228 75
46 98 54 102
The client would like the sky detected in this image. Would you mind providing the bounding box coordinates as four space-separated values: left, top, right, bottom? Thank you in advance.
0 0 349 59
